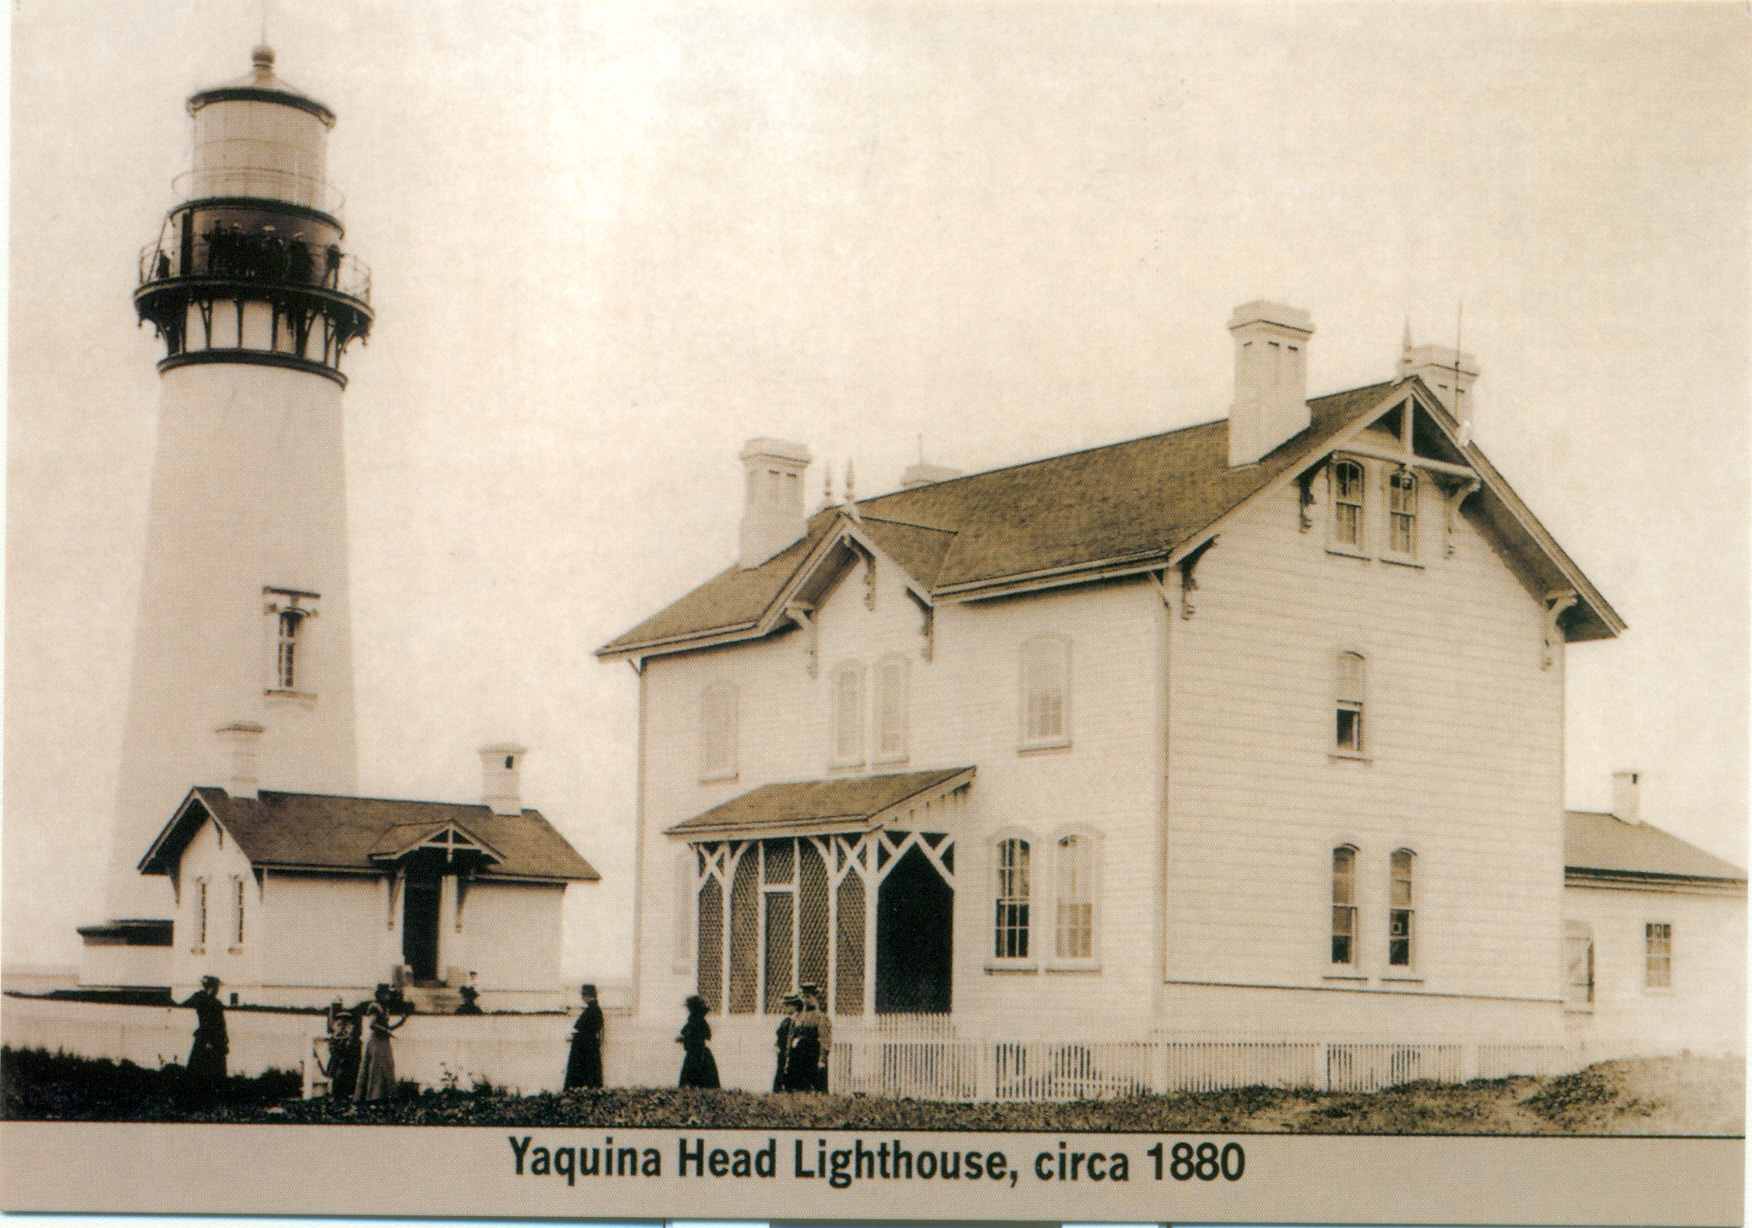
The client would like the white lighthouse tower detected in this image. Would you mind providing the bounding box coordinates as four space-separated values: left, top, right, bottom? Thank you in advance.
80 46 372 985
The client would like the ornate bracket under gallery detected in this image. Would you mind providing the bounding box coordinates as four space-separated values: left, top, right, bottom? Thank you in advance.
906 589 935 661
1176 536 1219 620
1438 474 1481 558
1543 589 1577 670
786 602 818 676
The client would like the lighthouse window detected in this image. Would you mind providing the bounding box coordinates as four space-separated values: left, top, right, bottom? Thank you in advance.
264 588 319 698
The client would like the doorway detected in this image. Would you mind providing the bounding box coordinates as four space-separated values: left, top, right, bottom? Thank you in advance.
875 844 953 1013
401 869 442 983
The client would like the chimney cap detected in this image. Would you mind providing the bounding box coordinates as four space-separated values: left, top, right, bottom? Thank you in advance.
1228 301 1314 335
739 437 812 464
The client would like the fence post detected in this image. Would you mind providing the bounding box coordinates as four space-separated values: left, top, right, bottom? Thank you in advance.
1150 1037 1168 1094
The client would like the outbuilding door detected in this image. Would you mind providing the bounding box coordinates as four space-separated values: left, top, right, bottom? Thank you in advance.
402 869 442 982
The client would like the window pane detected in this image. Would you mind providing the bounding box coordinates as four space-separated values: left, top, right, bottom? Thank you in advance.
1646 922 1671 988
1331 847 1356 965
995 838 1031 958
1334 461 1364 546
1055 835 1093 959
1023 640 1066 742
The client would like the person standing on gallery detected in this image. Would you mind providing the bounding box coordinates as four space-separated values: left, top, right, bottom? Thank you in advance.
178 974 228 1107
677 995 719 1089
773 993 801 1091
355 983 409 1102
565 983 604 1089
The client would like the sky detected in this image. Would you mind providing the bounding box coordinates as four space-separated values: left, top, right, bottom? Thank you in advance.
5 1 1748 981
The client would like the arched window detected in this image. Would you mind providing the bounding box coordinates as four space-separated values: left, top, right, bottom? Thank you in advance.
1388 468 1418 556
699 683 738 781
264 587 319 698
1332 459 1365 548
1331 846 1357 966
993 837 1031 959
1054 833 1095 960
874 654 909 763
1336 652 1366 753
1020 634 1071 749
1389 849 1414 967
275 608 304 691
831 662 864 766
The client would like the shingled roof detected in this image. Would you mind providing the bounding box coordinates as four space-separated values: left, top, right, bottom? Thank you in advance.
600 376 1621 660
666 767 976 840
1566 810 1746 885
140 788 598 883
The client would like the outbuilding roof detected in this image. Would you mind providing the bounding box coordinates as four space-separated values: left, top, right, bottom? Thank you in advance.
1565 810 1746 885
139 788 598 883
600 376 1621 660
666 767 976 840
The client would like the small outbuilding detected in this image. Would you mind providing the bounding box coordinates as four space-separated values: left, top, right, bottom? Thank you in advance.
137 746 597 1010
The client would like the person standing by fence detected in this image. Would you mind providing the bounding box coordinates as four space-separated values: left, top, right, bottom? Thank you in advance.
314 999 360 1098
565 984 603 1089
805 984 832 1092
177 974 228 1107
677 995 719 1089
355 983 408 1102
773 993 801 1091
786 989 822 1091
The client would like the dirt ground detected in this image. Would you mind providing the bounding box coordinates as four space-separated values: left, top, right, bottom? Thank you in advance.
5 1048 1742 1132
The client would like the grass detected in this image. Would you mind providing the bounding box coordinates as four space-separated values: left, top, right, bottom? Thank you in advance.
3 1047 1740 1134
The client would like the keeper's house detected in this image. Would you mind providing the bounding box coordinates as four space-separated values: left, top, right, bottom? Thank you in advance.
597 303 1624 1083
1564 772 1747 1059
126 744 597 1010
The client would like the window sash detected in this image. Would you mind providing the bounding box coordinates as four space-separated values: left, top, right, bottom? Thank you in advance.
276 610 301 690
1022 640 1068 744
834 666 864 763
875 657 907 760
1054 835 1093 959
1334 461 1365 547
1389 850 1414 967
994 838 1031 958
1331 848 1356 965
1645 922 1672 988
1389 471 1417 554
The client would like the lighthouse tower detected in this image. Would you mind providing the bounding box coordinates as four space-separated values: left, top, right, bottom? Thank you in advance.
80 47 372 983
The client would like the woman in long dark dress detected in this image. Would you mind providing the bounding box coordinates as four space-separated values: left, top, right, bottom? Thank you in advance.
772 994 800 1091
178 974 228 1107
315 999 361 1098
786 994 821 1092
564 984 604 1089
355 984 408 1102
677 995 719 1089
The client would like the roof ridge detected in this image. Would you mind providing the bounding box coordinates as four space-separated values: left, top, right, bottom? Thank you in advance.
856 379 1401 506
242 786 536 814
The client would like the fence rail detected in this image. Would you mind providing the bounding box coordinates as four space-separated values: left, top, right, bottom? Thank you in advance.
3 995 1577 1102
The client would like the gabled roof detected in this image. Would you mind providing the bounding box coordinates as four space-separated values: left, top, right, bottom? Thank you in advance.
666 767 976 841
1565 810 1746 886
139 788 598 883
599 378 1621 661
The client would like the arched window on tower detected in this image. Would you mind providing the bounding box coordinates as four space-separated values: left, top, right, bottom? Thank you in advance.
263 587 319 698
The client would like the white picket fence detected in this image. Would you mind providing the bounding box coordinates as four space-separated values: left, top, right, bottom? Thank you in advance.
3 995 1575 1101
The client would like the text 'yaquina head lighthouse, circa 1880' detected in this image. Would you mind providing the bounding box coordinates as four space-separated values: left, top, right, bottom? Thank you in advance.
79 47 595 1010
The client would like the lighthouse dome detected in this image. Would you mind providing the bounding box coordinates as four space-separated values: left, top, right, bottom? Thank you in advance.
187 44 336 127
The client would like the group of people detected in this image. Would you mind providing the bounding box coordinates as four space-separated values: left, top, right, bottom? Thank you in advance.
157 221 344 288
673 984 831 1093
312 983 411 1102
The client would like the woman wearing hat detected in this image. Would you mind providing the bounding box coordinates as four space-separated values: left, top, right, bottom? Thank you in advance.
178 974 228 1107
677 995 719 1089
315 998 361 1099
565 983 604 1089
786 987 823 1092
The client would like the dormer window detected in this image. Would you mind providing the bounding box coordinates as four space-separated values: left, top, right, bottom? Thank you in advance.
1332 460 1365 548
263 587 319 699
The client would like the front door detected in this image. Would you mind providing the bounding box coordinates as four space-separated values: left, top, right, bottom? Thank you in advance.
402 871 442 982
875 844 953 1013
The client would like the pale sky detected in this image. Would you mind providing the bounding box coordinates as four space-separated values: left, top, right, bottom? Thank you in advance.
6 1 1748 980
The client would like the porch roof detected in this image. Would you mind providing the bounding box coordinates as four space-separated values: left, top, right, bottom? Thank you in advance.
666 767 975 841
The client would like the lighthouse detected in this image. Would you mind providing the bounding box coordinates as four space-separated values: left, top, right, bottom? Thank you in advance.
80 46 373 986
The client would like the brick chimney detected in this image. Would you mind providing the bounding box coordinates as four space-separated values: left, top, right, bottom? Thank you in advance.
1228 302 1314 467
739 438 812 569
480 744 527 817
216 723 264 800
1612 770 1641 825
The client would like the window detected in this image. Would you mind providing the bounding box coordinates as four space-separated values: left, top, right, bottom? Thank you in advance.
1388 468 1417 556
1331 847 1357 966
193 877 208 951
699 683 738 781
874 655 908 763
1333 459 1365 548
233 876 246 946
263 588 318 697
994 838 1031 959
832 662 864 766
1335 652 1365 753
1053 834 1094 961
1564 921 1594 1011
1645 922 1672 989
1388 849 1414 967
1020 635 1070 749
